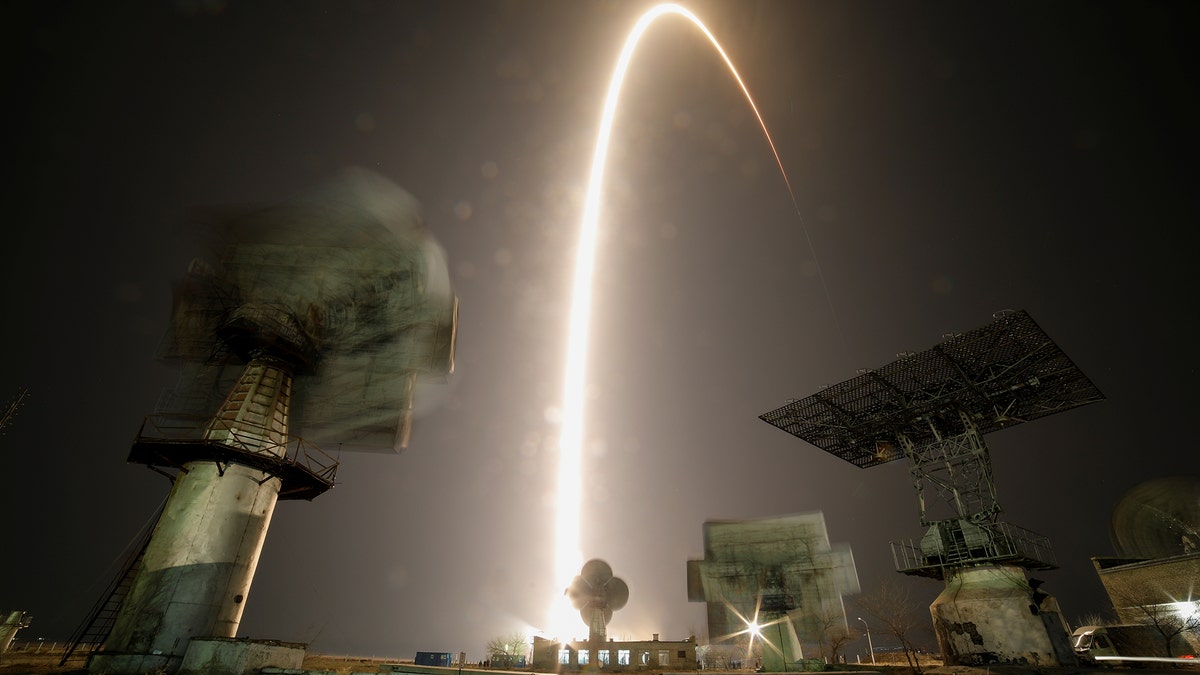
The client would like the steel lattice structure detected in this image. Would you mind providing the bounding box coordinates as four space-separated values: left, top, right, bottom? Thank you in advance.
760 310 1103 467
760 310 1104 577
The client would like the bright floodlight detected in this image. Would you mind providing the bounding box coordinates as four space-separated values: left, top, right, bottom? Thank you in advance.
1174 601 1199 622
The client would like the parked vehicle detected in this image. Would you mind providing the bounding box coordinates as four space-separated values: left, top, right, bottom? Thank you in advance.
1072 624 1193 661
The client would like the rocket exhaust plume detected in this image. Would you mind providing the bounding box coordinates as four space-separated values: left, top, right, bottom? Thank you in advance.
552 3 813 636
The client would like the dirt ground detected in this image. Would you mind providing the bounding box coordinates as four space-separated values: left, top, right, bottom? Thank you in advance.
0 649 396 674
2 649 1196 675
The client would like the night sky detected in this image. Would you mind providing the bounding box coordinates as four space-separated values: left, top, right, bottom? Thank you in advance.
3 0 1198 661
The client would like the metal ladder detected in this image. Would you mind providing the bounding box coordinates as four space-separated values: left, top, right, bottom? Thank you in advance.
59 500 164 667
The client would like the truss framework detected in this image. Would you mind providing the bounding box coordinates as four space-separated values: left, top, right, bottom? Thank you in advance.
759 310 1103 574
900 411 999 526
759 310 1103 469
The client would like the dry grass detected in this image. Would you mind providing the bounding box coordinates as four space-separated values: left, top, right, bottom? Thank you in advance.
300 653 411 673
0 648 406 674
0 648 87 674
6 649 1190 675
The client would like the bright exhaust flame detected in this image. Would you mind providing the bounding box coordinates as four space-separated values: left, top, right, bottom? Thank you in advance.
551 3 803 637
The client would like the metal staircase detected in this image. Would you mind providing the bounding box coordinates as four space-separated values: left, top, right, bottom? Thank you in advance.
59 502 163 666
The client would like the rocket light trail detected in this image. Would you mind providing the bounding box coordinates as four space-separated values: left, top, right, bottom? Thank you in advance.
551 3 809 635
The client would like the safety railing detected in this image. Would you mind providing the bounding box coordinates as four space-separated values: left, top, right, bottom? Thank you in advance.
891 520 1056 577
134 413 338 484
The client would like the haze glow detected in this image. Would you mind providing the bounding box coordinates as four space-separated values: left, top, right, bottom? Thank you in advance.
551 3 796 638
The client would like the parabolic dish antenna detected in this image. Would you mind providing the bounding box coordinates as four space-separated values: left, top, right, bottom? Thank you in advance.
1110 476 1200 559
566 559 629 640
157 167 458 452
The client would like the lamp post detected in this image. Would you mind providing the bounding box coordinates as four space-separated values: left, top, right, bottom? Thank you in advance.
857 618 874 665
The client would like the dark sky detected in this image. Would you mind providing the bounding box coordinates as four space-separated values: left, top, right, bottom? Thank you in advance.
3 0 1198 660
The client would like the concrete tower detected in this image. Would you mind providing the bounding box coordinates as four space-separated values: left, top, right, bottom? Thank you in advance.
85 169 457 673
90 311 333 674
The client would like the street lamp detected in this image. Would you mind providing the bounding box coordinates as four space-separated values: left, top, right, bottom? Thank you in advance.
857 618 875 665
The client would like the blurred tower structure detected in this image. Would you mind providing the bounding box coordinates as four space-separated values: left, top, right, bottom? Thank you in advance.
566 559 629 644
84 170 457 674
0 611 31 655
761 310 1103 666
687 513 859 671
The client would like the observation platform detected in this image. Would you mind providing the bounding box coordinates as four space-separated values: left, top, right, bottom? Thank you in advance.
127 414 338 500
891 520 1057 579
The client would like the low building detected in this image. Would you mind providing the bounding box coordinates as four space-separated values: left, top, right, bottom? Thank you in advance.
531 634 697 671
414 651 454 666
1092 553 1200 655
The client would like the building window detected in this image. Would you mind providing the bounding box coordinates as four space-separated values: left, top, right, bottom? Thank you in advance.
598 650 610 665
640 651 650 665
579 650 590 665
559 649 570 665
678 651 686 659
618 650 631 665
658 650 670 666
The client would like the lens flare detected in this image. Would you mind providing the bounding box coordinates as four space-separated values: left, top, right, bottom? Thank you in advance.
551 3 810 636
715 597 789 661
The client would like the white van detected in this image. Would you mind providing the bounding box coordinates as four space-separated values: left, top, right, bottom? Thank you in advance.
1071 625 1191 661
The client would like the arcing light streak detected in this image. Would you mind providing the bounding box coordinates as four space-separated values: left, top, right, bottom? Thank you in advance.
553 3 803 633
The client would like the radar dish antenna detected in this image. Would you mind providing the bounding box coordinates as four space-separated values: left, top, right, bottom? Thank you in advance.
760 310 1104 577
1110 476 1200 559
155 167 457 453
759 310 1105 667
566 559 629 642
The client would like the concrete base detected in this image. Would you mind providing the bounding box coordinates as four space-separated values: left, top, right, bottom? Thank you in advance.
178 637 305 675
88 652 175 674
931 565 1076 667
89 638 304 675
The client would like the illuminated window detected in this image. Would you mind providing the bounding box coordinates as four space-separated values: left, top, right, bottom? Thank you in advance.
618 650 631 665
579 649 590 665
658 650 670 666
598 650 610 665
559 649 570 665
